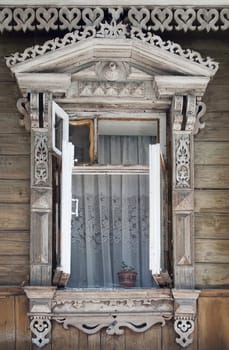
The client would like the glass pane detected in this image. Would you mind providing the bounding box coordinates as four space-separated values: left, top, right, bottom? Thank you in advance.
68 173 153 288
98 135 155 166
70 123 91 163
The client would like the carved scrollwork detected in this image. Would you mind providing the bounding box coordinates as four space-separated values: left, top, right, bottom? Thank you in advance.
174 318 195 348
174 9 196 32
0 7 229 34
193 101 206 135
0 8 12 32
36 7 58 31
220 9 229 30
13 8 35 32
151 7 173 32
34 134 49 186
5 21 219 75
54 313 168 336
16 97 30 131
197 8 219 32
30 316 51 348
128 7 150 29
175 134 191 189
59 7 81 31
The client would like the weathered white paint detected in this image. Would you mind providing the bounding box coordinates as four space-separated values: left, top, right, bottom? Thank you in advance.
149 143 161 275
60 141 74 275
52 101 69 157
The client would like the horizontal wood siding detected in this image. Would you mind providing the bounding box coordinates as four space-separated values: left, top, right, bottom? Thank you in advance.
194 44 229 287
0 42 30 285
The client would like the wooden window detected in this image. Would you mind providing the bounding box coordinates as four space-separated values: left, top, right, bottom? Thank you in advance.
52 102 167 288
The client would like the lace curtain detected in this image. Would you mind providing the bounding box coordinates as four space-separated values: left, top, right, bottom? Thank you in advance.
68 136 156 288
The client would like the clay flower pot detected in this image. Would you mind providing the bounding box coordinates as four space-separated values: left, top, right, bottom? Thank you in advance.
117 271 137 288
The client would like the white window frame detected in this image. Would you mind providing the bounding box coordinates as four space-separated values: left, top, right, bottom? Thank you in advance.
52 104 166 284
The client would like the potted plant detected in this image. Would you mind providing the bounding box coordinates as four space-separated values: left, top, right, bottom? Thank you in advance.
117 261 137 288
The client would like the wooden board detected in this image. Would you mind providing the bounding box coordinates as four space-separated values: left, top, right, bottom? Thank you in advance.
194 112 229 142
0 180 29 203
194 142 229 165
0 156 30 180
15 295 31 350
195 213 229 239
0 204 29 230
195 165 229 189
195 263 229 287
0 134 30 155
52 322 78 350
198 295 229 350
195 239 229 263
0 113 28 134
194 190 229 213
0 296 15 350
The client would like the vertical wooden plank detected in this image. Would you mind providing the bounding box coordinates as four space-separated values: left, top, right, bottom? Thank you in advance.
79 331 88 350
144 326 161 350
15 295 31 350
52 322 79 350
88 333 101 350
101 330 125 350
198 295 229 350
0 295 15 350
162 321 179 350
125 330 145 350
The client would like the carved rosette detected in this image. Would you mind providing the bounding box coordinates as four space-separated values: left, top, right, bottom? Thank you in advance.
34 134 49 186
30 316 52 348
175 134 191 189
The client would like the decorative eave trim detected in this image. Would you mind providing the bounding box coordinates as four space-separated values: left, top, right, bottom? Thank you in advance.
6 28 218 77
1 6 229 34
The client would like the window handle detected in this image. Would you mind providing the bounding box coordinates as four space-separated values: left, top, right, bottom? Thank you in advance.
72 198 79 217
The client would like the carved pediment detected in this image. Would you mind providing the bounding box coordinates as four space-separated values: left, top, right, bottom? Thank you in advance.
6 21 218 105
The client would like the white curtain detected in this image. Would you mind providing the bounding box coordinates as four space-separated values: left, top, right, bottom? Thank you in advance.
68 136 156 288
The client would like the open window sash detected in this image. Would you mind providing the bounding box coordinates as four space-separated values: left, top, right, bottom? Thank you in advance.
149 144 165 276
52 101 74 285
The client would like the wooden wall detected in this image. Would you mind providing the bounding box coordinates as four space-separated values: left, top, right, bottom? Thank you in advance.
192 34 229 288
0 34 30 285
0 288 228 350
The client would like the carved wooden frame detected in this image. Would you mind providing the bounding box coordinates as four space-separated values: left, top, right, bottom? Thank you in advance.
7 23 218 348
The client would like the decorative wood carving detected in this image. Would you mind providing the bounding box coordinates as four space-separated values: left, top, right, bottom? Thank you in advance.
172 289 200 348
1 6 229 34
174 318 195 348
54 313 168 335
193 101 206 135
30 316 52 348
34 134 48 186
175 134 191 189
16 97 30 131
5 19 218 75
30 92 53 285
52 289 173 314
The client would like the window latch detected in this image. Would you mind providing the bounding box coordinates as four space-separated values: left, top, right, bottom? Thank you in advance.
72 198 79 217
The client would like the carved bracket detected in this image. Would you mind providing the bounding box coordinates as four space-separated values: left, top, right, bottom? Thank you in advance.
172 289 200 348
174 318 195 348
30 316 52 348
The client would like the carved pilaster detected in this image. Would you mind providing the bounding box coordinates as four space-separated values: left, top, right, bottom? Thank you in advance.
171 95 196 289
172 289 200 348
30 92 53 285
